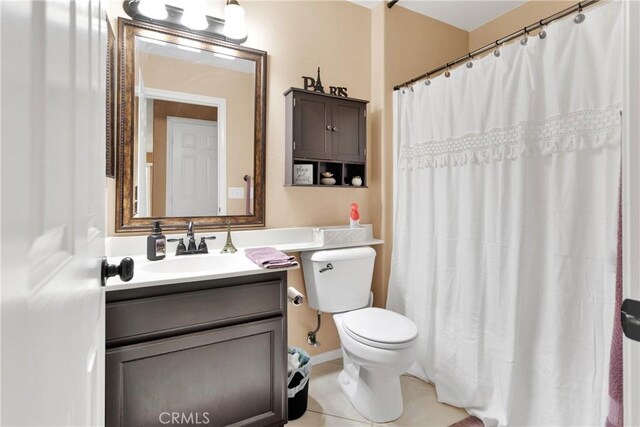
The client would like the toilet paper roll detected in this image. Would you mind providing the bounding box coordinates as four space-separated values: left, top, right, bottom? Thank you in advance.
287 287 305 306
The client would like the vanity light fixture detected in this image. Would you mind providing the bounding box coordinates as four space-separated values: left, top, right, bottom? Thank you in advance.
223 0 248 41
137 0 167 20
181 0 208 31
123 0 248 44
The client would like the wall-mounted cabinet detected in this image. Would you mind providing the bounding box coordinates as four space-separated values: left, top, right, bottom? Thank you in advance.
284 88 368 187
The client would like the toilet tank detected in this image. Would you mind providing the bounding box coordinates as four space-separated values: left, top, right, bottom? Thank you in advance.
301 246 376 313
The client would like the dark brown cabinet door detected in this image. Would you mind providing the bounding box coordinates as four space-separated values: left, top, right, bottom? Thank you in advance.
331 99 366 163
106 317 285 427
293 92 332 159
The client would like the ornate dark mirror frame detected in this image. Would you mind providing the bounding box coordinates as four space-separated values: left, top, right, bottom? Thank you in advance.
115 18 266 233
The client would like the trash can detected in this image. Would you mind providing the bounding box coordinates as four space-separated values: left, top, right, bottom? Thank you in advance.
287 347 311 421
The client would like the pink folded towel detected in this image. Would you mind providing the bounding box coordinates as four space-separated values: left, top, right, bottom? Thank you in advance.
245 247 299 269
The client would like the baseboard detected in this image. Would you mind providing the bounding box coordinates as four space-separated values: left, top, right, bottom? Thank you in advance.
310 349 342 365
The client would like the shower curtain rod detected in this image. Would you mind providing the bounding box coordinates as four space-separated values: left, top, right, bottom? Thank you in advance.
393 0 600 91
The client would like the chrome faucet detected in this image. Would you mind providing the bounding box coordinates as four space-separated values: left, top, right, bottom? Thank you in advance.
186 221 196 251
168 222 216 256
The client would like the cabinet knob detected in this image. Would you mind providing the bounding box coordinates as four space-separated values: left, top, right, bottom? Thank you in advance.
332 126 338 132
326 125 331 131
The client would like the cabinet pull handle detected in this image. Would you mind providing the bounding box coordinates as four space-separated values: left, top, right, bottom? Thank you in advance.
326 125 331 130
332 126 338 132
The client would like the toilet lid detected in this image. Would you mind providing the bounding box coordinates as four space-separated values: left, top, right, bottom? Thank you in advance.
342 307 418 346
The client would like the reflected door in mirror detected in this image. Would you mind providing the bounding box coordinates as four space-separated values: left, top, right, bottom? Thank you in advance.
167 118 219 216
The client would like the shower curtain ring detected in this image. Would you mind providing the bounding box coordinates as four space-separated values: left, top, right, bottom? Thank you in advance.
494 40 501 57
425 73 431 86
574 5 585 24
520 27 529 46
539 20 548 39
466 54 473 69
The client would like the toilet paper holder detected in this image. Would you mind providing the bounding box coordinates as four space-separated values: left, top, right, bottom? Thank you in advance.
287 287 305 306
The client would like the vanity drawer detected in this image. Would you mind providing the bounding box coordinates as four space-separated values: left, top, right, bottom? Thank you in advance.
106 279 284 346
106 317 286 427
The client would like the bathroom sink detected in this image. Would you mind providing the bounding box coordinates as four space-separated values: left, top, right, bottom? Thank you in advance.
142 254 248 275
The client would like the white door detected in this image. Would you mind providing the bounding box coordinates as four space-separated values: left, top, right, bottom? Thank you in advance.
167 117 224 216
623 1 640 426
1 1 107 425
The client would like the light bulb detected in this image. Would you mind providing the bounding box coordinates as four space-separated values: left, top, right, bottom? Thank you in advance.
181 0 208 30
138 0 167 20
224 0 247 41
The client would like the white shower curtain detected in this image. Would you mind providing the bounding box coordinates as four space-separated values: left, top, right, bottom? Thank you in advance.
387 3 622 426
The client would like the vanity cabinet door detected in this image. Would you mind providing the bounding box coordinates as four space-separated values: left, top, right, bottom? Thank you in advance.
331 98 366 163
293 91 332 159
106 317 286 427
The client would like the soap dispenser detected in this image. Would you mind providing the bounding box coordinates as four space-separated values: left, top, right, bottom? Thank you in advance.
147 221 166 261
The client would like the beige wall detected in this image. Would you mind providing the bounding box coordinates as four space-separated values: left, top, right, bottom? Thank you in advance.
243 0 372 355
107 0 564 356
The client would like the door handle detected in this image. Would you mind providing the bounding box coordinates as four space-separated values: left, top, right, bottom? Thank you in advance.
622 299 640 342
101 257 134 286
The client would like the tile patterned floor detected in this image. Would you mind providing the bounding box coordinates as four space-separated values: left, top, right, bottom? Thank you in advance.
288 359 470 427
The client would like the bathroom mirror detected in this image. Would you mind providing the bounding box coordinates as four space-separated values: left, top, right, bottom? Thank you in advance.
116 18 266 233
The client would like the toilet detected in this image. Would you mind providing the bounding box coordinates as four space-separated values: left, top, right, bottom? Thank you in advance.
301 246 418 423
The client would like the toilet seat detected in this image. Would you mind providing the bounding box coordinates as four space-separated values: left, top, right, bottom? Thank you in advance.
342 307 418 350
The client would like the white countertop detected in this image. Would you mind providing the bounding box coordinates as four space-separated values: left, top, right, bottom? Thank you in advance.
105 225 383 292
105 251 301 291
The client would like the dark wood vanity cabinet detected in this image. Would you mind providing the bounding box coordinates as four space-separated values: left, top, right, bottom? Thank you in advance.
105 272 288 427
285 88 368 187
